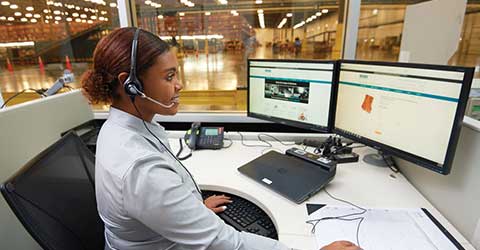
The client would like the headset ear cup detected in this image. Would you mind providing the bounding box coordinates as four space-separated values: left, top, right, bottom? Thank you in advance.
124 77 138 96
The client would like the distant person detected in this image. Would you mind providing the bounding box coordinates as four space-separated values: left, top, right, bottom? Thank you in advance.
294 37 302 56
81 27 360 250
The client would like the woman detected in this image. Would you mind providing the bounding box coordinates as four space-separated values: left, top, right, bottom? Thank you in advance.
82 27 360 250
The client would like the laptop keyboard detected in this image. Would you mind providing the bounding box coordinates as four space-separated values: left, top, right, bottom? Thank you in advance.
202 190 278 240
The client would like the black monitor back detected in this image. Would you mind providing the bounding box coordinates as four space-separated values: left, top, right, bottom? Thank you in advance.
1 132 104 250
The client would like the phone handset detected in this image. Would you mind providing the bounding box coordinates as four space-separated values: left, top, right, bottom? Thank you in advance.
185 122 201 150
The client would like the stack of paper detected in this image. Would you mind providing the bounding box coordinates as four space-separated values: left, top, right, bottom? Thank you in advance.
307 205 459 250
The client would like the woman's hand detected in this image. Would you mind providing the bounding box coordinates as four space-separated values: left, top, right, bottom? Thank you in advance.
321 241 362 250
204 195 232 213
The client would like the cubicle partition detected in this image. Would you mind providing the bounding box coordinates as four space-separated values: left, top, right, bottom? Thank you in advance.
0 90 94 250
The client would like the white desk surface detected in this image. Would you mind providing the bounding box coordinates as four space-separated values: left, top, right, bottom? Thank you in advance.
167 132 474 250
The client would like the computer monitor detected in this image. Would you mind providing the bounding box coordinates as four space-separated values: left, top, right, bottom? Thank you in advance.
248 59 337 132
334 60 474 174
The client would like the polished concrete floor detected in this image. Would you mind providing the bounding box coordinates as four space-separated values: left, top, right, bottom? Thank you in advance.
1 46 477 111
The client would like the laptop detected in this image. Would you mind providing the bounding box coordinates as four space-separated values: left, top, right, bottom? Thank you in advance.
238 151 336 204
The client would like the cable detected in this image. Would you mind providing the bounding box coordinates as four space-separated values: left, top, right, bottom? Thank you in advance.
306 187 367 247
222 137 233 149
1 88 44 109
176 138 192 160
382 153 399 173
328 142 354 156
324 188 366 211
132 100 202 195
257 133 296 146
237 132 271 147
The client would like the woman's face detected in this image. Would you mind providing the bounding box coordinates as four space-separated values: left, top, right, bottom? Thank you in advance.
140 50 183 116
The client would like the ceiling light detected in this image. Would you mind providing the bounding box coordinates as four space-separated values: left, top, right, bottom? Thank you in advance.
75 6 80 10
66 17 72 21
30 18 37 23
14 12 21 16
109 3 117 7
286 13 292 17
72 13 79 17
7 16 14 21
87 20 93 23
10 4 18 9
75 18 81 22
258 12 265 29
145 0 151 4
293 21 305 29
179 12 185 16
54 16 61 20
20 17 27 22
45 20 49 23
219 0 228 4
255 0 262 4
277 17 287 29
316 12 322 16
26 6 34 11
53 10 61 15
1 1 9 6
80 14 87 18
205 12 211 16
0 16 6 20
26 13 33 18
91 15 97 19
43 9 49 13
372 9 378 15
322 9 328 13
157 14 163 19
55 20 59 24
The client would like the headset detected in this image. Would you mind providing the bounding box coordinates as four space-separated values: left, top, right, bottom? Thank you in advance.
123 28 176 108
123 28 202 195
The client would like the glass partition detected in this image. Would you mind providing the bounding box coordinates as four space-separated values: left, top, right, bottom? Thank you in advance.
135 0 343 112
0 0 119 107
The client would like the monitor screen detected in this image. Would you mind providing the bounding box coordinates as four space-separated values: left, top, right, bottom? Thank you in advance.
334 61 473 174
248 59 336 132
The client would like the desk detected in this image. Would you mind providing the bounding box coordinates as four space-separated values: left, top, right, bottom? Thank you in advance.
167 132 475 250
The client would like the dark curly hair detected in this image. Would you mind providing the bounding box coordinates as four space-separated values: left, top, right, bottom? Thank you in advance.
81 27 170 104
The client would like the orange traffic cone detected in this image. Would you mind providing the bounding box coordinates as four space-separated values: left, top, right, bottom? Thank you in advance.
65 55 72 71
6 58 13 72
38 56 45 73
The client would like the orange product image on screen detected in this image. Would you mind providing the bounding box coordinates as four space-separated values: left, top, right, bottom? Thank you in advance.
362 94 374 113
298 112 306 121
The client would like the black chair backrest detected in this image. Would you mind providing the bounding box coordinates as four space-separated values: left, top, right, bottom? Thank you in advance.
1 132 104 250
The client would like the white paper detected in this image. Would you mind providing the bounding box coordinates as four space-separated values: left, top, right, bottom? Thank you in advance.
307 205 459 250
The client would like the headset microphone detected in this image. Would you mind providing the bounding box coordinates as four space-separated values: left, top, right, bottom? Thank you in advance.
130 84 177 109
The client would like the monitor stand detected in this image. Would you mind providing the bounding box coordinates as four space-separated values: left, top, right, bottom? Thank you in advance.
363 150 392 168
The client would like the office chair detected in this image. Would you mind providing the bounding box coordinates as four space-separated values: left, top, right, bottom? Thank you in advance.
1 132 104 250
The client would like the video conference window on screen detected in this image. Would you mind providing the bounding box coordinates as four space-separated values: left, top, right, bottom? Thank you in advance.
247 59 473 175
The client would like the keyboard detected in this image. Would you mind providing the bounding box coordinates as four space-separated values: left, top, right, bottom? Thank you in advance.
202 190 278 240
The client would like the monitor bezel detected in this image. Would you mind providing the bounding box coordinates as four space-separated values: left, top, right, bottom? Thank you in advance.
334 60 474 175
247 58 338 133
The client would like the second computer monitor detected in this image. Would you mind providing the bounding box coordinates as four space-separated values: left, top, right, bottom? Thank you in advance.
248 59 336 132
334 60 473 174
